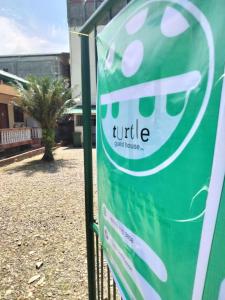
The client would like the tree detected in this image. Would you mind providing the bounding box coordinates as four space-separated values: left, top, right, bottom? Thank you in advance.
15 76 72 162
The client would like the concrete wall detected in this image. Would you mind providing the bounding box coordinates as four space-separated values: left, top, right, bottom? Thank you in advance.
69 30 82 100
67 0 129 105
67 0 104 28
0 54 70 81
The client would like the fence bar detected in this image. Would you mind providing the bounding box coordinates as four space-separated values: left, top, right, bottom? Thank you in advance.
81 34 96 300
96 234 100 300
81 1 131 299
94 0 98 80
107 266 111 300
113 280 116 300
101 247 104 300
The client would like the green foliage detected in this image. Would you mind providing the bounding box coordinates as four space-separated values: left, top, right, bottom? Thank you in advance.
15 76 72 127
14 76 72 161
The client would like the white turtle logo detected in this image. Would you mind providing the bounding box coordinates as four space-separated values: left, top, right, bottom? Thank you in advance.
100 0 214 176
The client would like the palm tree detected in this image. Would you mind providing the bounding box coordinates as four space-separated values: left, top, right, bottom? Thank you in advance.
15 76 72 162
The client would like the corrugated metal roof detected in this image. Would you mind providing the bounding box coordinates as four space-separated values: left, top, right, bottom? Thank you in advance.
64 107 96 114
0 70 28 84
0 52 69 58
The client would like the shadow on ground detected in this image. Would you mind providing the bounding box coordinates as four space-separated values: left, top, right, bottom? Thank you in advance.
4 158 78 177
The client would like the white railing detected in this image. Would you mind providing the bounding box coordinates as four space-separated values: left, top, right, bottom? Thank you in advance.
0 128 31 145
0 127 43 148
31 127 42 139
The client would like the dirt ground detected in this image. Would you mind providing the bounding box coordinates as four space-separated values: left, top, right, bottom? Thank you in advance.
0 147 96 300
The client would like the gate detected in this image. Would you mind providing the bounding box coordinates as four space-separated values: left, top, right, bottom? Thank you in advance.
80 1 131 299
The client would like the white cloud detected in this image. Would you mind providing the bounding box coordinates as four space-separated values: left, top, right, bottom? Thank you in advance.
48 24 66 39
0 16 69 55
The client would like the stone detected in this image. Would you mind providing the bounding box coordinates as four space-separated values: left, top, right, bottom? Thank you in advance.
5 289 13 296
36 261 43 269
36 276 45 286
47 292 53 297
28 274 41 284
27 291 33 298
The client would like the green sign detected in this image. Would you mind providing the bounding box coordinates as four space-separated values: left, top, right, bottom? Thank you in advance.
97 1 225 299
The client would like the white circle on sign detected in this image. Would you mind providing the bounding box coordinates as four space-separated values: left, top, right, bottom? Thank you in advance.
161 6 190 37
121 40 144 77
125 8 149 35
105 43 115 70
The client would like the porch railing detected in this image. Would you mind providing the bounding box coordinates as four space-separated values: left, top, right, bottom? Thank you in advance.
0 128 31 145
31 127 42 139
0 127 42 148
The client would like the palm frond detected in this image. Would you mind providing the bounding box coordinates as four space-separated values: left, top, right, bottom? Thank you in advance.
13 76 72 129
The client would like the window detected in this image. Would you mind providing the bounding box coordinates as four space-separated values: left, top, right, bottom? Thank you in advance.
76 115 83 126
14 106 24 123
91 115 96 126
76 115 96 126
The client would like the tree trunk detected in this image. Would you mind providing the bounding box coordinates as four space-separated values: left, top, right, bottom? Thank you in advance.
41 128 55 162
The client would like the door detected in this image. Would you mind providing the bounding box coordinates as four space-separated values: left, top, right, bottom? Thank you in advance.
0 103 9 128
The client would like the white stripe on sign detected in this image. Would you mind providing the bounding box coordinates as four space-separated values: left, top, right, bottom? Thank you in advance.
103 205 167 282
218 278 225 300
192 69 225 300
100 71 201 105
105 227 161 300
107 254 136 300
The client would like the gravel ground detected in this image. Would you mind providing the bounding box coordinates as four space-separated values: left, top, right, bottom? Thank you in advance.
0 147 97 300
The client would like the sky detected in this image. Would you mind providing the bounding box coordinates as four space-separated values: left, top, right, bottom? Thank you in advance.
0 0 69 55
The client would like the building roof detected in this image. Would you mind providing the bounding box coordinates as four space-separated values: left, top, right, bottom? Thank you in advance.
64 106 96 115
0 52 69 59
0 70 27 85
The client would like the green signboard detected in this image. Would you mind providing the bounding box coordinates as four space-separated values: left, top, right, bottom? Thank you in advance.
97 0 225 299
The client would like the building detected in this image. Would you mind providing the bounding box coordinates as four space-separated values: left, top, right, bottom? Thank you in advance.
67 0 128 103
0 70 42 152
64 104 96 147
66 0 128 146
0 53 70 81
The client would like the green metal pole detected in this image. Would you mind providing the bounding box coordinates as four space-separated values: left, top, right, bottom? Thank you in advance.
81 34 96 300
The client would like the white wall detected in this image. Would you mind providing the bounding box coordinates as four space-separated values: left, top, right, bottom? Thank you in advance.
69 27 97 105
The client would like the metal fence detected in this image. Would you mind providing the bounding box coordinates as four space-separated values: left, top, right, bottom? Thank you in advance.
93 224 121 300
80 0 130 299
